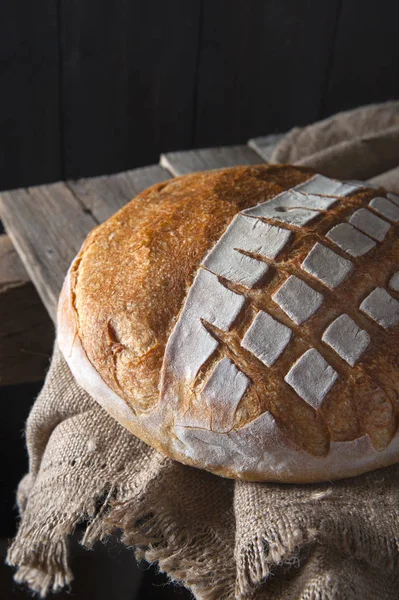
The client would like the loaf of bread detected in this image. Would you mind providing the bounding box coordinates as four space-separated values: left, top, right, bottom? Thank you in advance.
58 165 399 483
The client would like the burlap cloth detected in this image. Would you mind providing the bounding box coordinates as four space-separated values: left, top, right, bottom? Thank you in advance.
7 102 399 599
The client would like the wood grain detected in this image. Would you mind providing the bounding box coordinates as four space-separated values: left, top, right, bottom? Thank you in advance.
0 1 61 190
0 184 97 321
68 165 170 223
160 145 263 177
60 0 201 179
0 166 171 321
0 235 54 386
248 133 286 163
194 0 340 148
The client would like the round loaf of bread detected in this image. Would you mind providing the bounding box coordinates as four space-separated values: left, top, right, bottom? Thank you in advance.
58 165 399 483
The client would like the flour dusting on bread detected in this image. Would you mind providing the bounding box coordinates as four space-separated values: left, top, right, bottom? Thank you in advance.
58 165 399 483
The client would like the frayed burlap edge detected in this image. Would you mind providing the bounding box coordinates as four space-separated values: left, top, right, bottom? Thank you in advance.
7 479 237 600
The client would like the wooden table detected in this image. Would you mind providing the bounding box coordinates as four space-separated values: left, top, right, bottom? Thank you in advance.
0 136 278 324
0 136 279 598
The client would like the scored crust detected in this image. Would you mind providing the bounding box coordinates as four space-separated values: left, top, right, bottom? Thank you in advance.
57 165 399 483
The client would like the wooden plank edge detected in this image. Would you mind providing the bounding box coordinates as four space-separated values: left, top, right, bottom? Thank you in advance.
248 133 287 163
0 183 98 322
0 234 54 386
67 164 171 223
160 144 264 177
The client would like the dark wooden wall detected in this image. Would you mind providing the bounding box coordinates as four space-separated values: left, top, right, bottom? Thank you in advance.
1 0 399 191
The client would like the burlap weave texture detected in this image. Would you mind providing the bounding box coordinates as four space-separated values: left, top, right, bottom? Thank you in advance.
7 102 399 599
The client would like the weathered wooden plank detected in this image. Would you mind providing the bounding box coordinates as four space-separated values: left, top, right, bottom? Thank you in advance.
0 184 97 322
160 145 263 177
0 1 61 190
194 1 340 148
248 133 286 163
323 1 399 116
68 165 170 223
0 235 54 386
0 166 171 321
60 0 201 179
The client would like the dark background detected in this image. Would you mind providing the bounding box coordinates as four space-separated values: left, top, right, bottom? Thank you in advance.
1 1 399 598
2 0 399 192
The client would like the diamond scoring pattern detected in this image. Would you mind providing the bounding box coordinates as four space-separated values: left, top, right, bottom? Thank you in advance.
234 180 396 409
284 349 339 409
272 275 324 325
360 288 399 330
163 175 397 416
322 314 370 366
241 311 292 367
301 243 353 289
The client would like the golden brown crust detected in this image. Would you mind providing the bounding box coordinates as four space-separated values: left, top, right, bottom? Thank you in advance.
70 165 314 414
58 165 399 482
